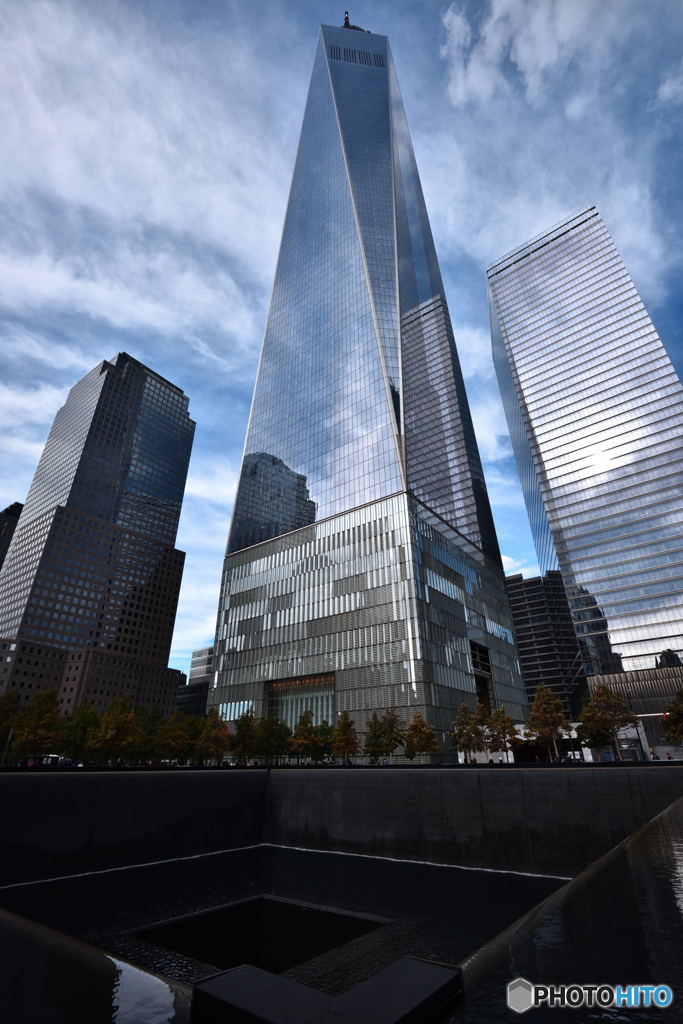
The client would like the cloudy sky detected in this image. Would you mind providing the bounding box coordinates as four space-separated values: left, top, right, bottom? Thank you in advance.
2 0 682 676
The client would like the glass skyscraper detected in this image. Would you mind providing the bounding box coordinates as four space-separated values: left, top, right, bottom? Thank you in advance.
489 206 683 743
211 20 527 736
0 353 195 714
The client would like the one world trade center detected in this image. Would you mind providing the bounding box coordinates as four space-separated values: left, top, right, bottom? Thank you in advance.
210 17 527 736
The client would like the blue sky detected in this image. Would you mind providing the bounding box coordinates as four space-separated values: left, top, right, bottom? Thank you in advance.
2 0 682 677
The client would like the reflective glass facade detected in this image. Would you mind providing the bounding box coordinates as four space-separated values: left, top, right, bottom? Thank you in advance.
228 24 498 563
489 207 683 726
216 494 522 732
0 353 194 713
213 24 526 735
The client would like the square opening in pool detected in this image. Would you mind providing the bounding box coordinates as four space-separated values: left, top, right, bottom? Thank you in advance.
134 895 387 973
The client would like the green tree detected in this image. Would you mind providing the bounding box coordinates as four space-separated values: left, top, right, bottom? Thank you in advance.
576 685 637 760
160 711 197 763
196 708 231 764
92 694 139 764
290 709 318 760
404 712 438 762
483 707 518 763
663 691 683 747
62 702 100 763
379 707 406 759
231 710 258 763
12 689 63 760
254 716 292 764
363 712 385 761
0 690 21 764
313 720 334 761
526 684 570 760
134 705 166 763
450 703 485 762
331 710 360 761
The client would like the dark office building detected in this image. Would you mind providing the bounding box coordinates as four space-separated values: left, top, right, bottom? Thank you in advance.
505 571 587 717
0 353 195 714
0 503 23 572
211 20 527 735
176 646 212 716
189 646 213 686
176 679 209 717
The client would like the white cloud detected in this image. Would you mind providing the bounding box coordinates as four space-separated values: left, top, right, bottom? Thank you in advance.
428 0 675 311
184 461 240 509
440 0 637 109
0 325 94 373
0 242 258 354
0 0 298 281
0 0 307 381
0 381 66 429
172 494 231 665
483 466 527 509
467 387 512 463
454 324 496 380
502 553 540 578
656 59 683 105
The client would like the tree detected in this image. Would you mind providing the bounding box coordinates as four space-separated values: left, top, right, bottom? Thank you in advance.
92 695 139 764
663 691 683 747
450 703 485 762
0 690 21 763
289 709 318 760
313 720 334 761
231 710 258 763
196 708 231 764
254 716 291 764
363 712 385 762
380 707 406 759
576 685 637 760
404 712 438 762
134 705 166 763
160 711 198 763
62 702 100 763
331 711 360 761
483 707 517 762
526 684 570 760
12 689 63 760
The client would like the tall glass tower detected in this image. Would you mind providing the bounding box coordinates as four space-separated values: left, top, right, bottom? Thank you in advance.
212 20 526 735
0 353 195 714
488 206 683 744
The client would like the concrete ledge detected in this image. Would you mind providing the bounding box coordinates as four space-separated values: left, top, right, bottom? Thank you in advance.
192 957 463 1024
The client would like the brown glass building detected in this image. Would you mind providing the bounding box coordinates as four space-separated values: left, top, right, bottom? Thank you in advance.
0 354 194 714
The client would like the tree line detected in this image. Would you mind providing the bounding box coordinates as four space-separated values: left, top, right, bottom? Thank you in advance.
1 684 681 767
0 690 230 766
452 683 683 762
223 708 440 764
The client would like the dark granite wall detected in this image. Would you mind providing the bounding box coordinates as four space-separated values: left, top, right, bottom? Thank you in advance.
0 770 267 885
266 767 683 877
2 766 682 886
